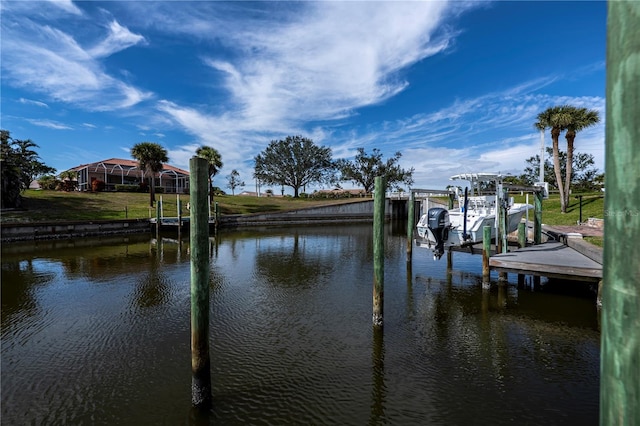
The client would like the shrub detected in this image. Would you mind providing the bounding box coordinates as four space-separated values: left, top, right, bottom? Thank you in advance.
60 179 77 192
212 186 226 196
37 175 59 190
91 179 105 192
115 184 139 192
155 186 165 194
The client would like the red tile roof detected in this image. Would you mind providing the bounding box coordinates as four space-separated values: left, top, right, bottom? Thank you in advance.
72 158 189 175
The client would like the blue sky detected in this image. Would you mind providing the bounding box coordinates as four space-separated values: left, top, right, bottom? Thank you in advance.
1 1 606 192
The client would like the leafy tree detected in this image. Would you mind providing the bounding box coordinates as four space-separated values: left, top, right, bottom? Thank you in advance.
196 146 223 199
535 106 570 212
131 142 169 207
335 148 414 194
226 169 245 195
1 130 56 208
535 105 600 212
522 147 600 192
59 170 78 192
254 135 334 198
563 107 600 200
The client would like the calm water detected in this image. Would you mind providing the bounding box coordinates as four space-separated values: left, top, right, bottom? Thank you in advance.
1 223 600 425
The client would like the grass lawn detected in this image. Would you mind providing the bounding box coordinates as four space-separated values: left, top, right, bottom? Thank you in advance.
2 190 605 230
1 190 371 223
516 192 605 226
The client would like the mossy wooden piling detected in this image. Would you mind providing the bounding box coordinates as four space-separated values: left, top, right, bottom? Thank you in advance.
372 176 385 327
482 225 491 287
534 191 543 245
601 2 640 423
518 222 526 248
406 191 414 260
189 157 212 409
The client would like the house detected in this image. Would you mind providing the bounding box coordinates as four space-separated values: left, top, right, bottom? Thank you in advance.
71 158 189 193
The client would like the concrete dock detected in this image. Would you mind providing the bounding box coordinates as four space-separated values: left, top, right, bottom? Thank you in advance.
489 241 602 282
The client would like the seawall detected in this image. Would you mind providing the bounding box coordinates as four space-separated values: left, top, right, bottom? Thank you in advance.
1 199 394 242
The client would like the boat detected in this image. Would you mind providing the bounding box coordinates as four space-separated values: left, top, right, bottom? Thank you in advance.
415 173 533 260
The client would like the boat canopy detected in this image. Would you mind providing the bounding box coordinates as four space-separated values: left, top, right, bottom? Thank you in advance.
449 172 508 183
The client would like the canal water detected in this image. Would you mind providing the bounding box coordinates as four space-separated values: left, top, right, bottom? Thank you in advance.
1 223 600 425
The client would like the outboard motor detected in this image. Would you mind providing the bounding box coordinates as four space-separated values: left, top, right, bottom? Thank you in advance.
427 207 450 260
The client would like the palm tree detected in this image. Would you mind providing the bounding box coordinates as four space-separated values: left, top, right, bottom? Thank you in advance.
535 106 572 213
564 107 600 205
131 142 169 207
195 146 223 199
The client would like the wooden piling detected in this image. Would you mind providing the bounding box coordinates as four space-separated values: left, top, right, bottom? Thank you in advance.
497 190 508 282
372 176 385 327
534 190 543 245
406 191 414 260
189 157 212 409
501 189 509 253
155 200 160 236
601 2 640 423
518 222 526 248
496 203 503 255
482 225 491 287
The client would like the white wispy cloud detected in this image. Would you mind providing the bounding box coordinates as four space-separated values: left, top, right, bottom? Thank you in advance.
26 118 72 130
1 10 151 111
45 0 82 15
198 1 458 125
19 98 49 108
89 20 147 58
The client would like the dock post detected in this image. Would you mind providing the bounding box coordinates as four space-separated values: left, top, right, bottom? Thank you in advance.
372 176 386 328
189 156 212 409
601 2 640 424
496 200 503 254
406 191 414 260
534 190 543 245
214 202 219 233
501 188 508 253
482 225 491 288
177 197 182 239
518 222 526 248
497 187 507 282
155 200 160 236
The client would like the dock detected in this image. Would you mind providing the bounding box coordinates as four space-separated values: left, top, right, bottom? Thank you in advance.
149 216 216 232
489 241 602 282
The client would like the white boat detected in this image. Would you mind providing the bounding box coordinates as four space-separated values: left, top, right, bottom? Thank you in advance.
415 173 532 260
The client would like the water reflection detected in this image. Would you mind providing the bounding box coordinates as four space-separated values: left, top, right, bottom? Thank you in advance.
1 225 599 425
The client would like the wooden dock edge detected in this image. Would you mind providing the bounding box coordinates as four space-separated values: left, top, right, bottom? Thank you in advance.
543 226 603 264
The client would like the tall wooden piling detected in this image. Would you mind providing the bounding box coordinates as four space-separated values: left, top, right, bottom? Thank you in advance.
534 190 543 245
601 2 640 424
372 176 386 327
406 191 414 259
189 157 212 409
155 200 161 236
482 225 491 287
